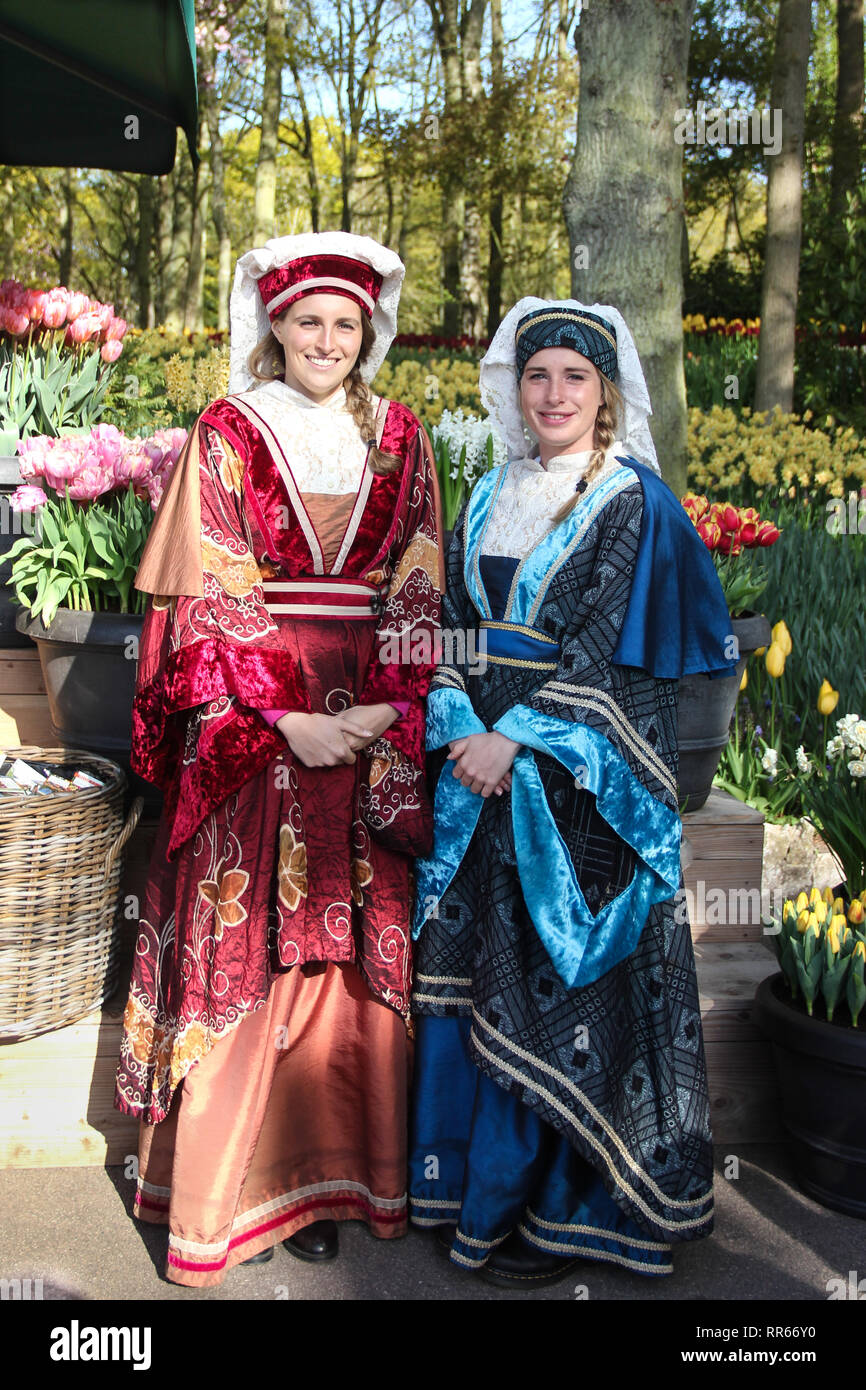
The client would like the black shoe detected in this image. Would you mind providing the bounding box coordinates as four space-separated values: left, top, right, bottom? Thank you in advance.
479 1231 581 1288
435 1224 457 1253
240 1246 274 1265
283 1220 339 1263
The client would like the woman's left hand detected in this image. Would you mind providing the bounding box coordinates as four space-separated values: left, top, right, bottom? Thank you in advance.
335 702 398 752
447 732 520 797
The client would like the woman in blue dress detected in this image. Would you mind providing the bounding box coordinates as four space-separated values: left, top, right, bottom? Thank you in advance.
409 300 737 1287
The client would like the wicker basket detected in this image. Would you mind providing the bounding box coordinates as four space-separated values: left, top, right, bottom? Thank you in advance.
0 747 142 1042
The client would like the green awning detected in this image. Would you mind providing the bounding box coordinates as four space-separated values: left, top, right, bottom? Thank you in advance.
0 0 198 174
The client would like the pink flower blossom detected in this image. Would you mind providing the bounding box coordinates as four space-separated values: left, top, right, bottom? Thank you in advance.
42 289 69 329
23 289 47 322
65 292 88 322
2 306 30 336
67 313 102 344
67 463 116 502
91 423 125 475
114 443 153 488
16 437 51 482
104 316 127 343
42 441 85 492
147 473 165 509
9 484 48 512
100 339 123 363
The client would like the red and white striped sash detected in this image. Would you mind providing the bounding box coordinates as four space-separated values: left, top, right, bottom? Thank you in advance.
262 576 385 620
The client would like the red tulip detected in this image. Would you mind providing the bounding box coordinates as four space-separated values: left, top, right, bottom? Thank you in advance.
718 503 740 533
697 519 722 549
738 521 758 545
756 522 780 546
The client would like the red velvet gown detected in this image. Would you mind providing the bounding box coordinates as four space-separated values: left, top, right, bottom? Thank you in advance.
114 387 442 1286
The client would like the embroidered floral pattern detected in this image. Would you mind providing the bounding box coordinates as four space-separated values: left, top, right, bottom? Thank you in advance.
277 823 308 912
201 533 262 597
198 864 250 940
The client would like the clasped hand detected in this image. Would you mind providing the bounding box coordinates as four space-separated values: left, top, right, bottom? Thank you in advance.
275 703 397 768
447 731 519 798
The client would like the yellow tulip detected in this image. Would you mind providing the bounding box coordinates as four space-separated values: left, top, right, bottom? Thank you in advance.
831 912 847 934
796 891 809 914
739 667 748 692
817 679 839 716
796 909 810 933
827 924 840 954
848 899 865 925
822 885 835 905
754 646 766 656
814 898 828 924
765 643 786 678
782 898 794 920
833 896 846 915
771 620 793 656
809 886 822 906
854 941 866 961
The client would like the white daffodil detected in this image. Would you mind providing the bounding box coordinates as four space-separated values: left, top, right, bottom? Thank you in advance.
795 745 812 775
848 759 866 779
761 748 779 777
826 735 844 761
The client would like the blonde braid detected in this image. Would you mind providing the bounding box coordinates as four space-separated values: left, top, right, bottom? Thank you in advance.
344 364 401 475
551 378 622 525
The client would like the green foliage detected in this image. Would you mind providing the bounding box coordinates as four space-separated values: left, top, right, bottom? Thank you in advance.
0 341 117 440
8 486 152 619
770 890 866 1025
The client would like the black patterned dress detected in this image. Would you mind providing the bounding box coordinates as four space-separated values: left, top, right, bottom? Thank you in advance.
409 453 733 1275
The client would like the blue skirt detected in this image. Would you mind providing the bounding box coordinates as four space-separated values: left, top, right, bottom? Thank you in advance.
409 1015 673 1275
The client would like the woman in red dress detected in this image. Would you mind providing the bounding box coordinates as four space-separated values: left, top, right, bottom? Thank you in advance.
114 232 442 1287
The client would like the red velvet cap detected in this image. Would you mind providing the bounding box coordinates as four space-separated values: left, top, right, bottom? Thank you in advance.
257 254 384 321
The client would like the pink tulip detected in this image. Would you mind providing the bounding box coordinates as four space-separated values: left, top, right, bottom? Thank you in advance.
3 307 30 336
100 339 123 362
16 437 51 482
65 292 88 322
67 463 115 502
42 289 69 329
104 316 127 342
114 444 153 487
9 484 48 512
42 442 84 492
90 423 125 473
67 313 101 344
147 473 165 509
24 289 47 322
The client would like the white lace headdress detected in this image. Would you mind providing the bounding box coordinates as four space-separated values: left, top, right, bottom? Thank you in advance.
228 231 405 393
480 297 659 472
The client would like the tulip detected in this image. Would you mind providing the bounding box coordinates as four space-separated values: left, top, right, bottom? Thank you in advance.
739 667 747 692
8 484 48 511
100 340 123 363
796 909 810 933
848 899 865 925
696 519 722 549
765 642 785 678
796 891 809 914
814 897 828 924
771 620 792 655
67 314 99 344
809 887 822 907
754 645 766 656
817 680 839 716
833 897 846 915
65 292 88 321
822 885 834 905
104 316 127 342
738 521 758 545
719 503 740 533
41 289 68 329
756 521 781 546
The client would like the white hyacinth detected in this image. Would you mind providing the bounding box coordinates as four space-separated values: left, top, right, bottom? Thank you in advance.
433 409 506 486
761 748 778 777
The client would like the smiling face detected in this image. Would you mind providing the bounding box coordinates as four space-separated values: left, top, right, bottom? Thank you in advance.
270 293 364 401
518 347 604 465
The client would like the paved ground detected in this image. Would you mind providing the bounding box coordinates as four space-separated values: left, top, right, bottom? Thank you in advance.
0 1143 861 1302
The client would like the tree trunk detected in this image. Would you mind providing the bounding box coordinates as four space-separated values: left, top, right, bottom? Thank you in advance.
486 0 504 336
254 0 284 244
200 18 231 330
135 177 155 328
184 171 208 332
754 0 811 415
830 0 864 219
562 0 694 494
158 163 193 333
57 172 74 286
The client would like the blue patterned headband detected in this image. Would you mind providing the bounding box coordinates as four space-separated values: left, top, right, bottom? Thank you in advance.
515 308 618 382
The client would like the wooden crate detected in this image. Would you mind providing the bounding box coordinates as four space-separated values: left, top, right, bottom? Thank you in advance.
0 648 53 748
695 940 783 1143
682 788 766 942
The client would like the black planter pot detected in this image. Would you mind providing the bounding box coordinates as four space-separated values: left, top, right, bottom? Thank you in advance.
754 973 866 1219
16 606 144 758
677 610 772 813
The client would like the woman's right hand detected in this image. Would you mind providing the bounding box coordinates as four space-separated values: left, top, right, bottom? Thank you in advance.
275 712 359 767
